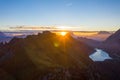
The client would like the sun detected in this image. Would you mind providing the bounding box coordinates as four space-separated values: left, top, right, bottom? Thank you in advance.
60 32 67 36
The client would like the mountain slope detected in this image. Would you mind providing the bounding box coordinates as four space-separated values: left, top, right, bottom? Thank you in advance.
102 29 120 57
106 29 120 42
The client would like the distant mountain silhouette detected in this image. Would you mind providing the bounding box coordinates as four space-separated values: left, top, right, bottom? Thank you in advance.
0 32 12 43
98 31 111 34
0 32 6 37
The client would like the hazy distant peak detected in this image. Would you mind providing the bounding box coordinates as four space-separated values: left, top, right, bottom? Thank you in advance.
0 32 5 36
98 31 111 34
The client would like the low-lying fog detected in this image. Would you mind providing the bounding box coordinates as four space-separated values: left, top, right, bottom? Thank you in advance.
0 31 113 43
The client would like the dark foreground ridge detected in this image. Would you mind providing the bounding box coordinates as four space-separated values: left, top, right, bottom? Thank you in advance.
0 31 120 80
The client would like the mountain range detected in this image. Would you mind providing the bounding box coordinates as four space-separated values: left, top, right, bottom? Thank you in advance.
0 30 120 80
0 31 94 80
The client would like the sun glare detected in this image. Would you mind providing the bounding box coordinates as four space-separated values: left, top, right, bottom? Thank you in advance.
60 32 67 36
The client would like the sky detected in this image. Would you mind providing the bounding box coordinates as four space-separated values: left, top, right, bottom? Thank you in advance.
0 0 120 31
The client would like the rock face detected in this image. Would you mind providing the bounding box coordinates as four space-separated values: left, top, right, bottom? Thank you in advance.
0 31 94 80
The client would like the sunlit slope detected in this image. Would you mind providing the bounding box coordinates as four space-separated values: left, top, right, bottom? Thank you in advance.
24 31 93 69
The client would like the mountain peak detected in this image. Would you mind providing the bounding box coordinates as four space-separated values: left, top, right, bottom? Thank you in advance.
106 29 120 42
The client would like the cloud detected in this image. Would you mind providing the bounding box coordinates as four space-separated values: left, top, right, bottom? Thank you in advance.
66 3 73 7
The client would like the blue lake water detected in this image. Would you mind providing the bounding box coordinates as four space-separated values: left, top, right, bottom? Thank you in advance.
89 48 112 61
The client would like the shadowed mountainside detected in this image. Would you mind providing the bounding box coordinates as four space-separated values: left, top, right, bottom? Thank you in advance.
102 29 120 57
